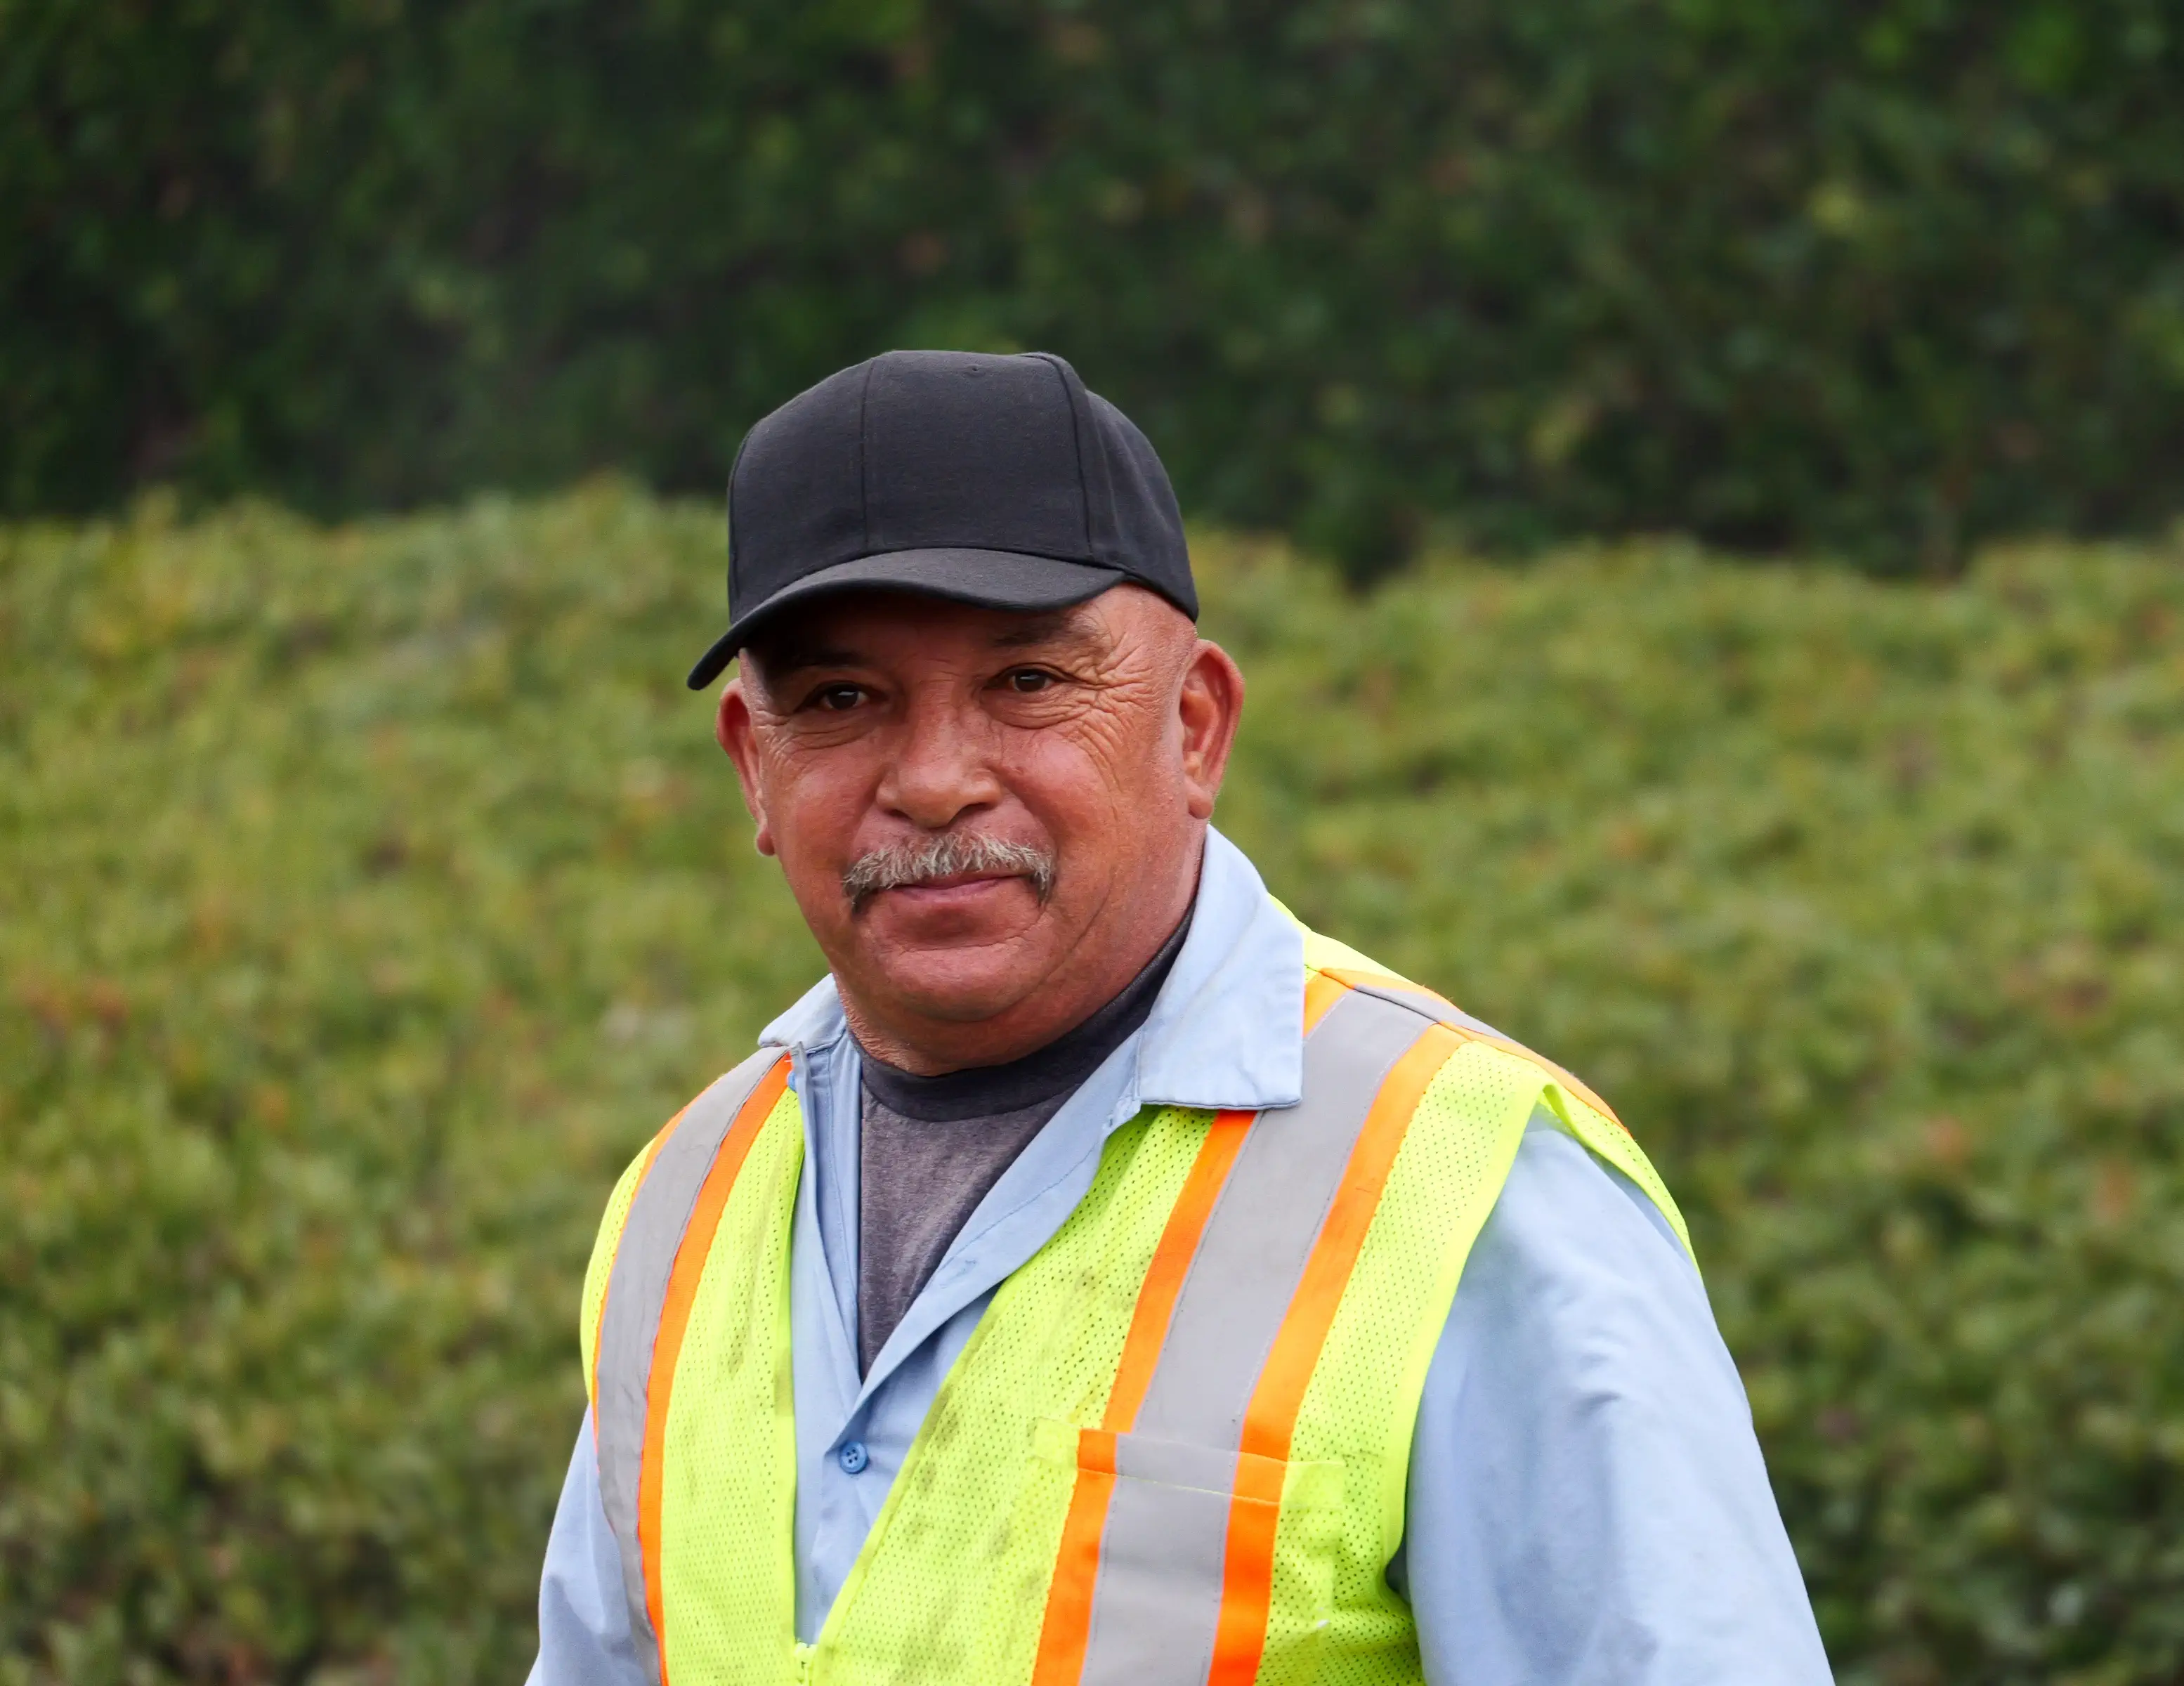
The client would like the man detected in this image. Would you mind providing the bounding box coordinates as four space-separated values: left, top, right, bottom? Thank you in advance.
530 351 1832 1685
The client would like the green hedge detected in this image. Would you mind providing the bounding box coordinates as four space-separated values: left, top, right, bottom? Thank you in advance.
6 489 2184 1682
8 1 2184 570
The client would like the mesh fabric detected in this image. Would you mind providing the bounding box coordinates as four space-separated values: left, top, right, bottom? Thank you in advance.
814 1108 1209 1684
658 1084 805 1682
1278 1040 1538 1684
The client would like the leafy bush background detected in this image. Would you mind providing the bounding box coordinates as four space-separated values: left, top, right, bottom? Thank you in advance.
9 1 2184 569
6 489 2184 1683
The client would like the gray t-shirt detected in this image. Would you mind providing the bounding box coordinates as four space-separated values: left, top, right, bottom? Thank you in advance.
854 913 1191 1374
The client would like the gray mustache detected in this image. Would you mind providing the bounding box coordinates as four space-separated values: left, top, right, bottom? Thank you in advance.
842 833 1059 911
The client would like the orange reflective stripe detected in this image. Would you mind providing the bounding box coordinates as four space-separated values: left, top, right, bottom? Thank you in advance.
1030 1107 1258 1686
1031 1461 1112 1686
1239 1026 1460 1462
1206 1024 1461 1686
1320 965 1627 1134
1210 1456 1287 1682
1302 969 1349 1034
635 1056 790 1685
1105 1109 1255 1433
587 1115 681 1420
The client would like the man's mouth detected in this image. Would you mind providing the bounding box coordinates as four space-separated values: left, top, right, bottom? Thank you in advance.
876 872 1026 913
889 868 1016 893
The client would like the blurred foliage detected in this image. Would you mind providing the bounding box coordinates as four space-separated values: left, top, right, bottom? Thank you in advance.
0 488 824 1682
8 1 2184 571
6 486 2184 1682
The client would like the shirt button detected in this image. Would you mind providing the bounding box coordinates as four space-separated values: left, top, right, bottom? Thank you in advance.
837 1440 870 1475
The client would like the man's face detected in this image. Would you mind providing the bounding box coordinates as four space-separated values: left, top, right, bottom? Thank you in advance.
714 584 1243 1069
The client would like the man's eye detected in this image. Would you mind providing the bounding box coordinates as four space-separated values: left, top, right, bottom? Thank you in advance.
811 684 865 712
1003 669 1054 694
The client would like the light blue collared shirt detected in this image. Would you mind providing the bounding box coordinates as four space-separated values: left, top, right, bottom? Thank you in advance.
531 830 1832 1684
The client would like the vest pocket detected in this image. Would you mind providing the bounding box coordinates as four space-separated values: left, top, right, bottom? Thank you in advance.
1032 1419 1344 1685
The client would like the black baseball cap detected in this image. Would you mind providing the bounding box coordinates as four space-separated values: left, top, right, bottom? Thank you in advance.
686 350 1196 689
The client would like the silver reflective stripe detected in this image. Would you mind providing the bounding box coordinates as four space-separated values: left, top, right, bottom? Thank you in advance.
1340 977 1609 1114
1081 1437 1251 1684
1113 1435 1241 1493
1130 988 1428 1446
1338 976 1510 1042
591 1046 783 1686
1079 988 1432 1686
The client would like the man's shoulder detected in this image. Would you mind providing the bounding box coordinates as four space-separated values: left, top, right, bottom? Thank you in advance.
1298 921 1694 1262
1297 923 1540 1059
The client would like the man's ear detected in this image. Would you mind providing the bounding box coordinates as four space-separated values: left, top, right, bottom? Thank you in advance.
1177 639 1245 821
715 676 777 856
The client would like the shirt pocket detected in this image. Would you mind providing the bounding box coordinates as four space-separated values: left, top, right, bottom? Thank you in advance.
1031 1418 1345 1686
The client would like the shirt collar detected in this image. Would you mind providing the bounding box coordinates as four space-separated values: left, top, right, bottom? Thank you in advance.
757 826 1303 1113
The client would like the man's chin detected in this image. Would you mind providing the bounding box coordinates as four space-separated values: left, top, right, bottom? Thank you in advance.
859 958 1049 1026
853 924 1059 1028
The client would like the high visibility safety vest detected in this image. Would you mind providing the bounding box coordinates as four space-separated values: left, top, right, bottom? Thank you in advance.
579 928 1691 1686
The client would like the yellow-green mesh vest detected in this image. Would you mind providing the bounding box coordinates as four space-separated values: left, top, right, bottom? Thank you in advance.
580 932 1691 1686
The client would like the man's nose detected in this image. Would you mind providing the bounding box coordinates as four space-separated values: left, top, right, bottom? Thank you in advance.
875 691 1003 830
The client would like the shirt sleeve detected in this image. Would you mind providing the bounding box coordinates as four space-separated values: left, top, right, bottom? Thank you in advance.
1394 1113 1835 1685
528 1409 650 1686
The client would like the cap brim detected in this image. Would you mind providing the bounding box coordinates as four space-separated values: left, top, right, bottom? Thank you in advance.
685 548 1125 690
